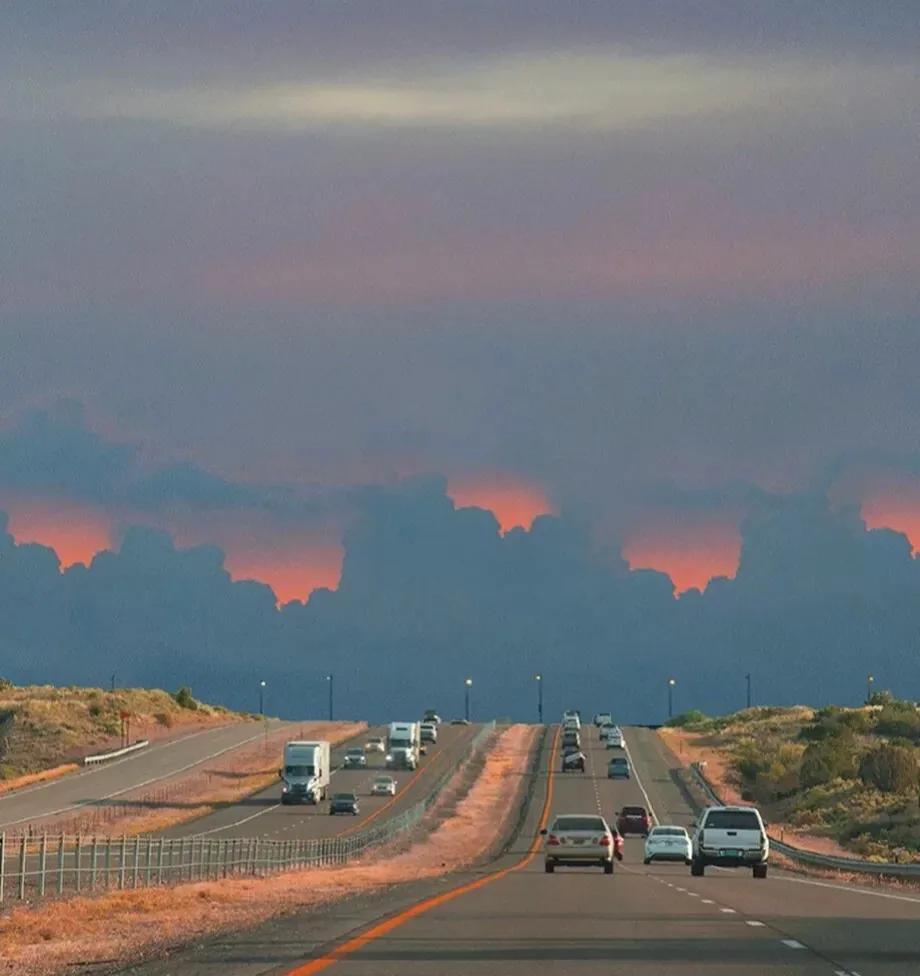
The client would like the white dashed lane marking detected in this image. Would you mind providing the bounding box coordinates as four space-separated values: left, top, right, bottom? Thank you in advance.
781 939 806 949
745 920 765 927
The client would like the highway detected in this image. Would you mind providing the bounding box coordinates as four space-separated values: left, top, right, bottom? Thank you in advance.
0 720 292 831
120 721 920 975
159 722 479 842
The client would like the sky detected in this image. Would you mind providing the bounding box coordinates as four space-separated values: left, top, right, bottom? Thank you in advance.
1 2 919 603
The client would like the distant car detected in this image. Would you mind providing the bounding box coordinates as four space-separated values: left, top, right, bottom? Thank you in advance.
343 748 367 769
329 792 359 815
562 750 586 772
420 722 438 743
562 711 581 730
542 814 621 873
371 775 397 796
691 805 769 878
451 718 471 725
605 731 625 749
607 756 631 779
365 736 386 753
644 825 692 865
562 729 581 750
593 712 613 727
617 805 651 836
422 710 442 725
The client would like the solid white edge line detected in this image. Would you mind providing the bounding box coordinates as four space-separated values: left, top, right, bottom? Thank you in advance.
621 731 659 825
781 939 806 949
745 920 765 926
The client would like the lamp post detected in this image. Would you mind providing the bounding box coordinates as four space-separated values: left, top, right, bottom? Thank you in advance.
667 677 676 719
259 680 266 717
535 673 543 724
464 678 473 722
866 674 874 705
746 673 752 710
326 674 334 721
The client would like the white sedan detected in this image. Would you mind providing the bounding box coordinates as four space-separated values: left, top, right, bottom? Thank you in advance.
365 737 386 753
644 825 693 865
371 775 397 796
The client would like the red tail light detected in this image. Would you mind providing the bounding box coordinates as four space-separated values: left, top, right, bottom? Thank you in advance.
598 835 611 846
547 834 560 846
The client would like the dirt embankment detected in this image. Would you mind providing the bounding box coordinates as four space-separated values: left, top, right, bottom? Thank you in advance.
0 724 540 976
0 684 254 790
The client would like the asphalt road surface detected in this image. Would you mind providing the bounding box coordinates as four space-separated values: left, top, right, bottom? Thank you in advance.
0 720 292 830
122 722 920 976
159 722 479 841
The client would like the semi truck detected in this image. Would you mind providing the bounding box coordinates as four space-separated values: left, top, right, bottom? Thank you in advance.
280 740 330 804
386 721 421 770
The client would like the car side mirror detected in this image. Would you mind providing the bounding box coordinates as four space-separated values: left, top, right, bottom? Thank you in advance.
539 828 547 835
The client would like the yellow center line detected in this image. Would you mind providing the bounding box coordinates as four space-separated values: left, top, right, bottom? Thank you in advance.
285 726 559 976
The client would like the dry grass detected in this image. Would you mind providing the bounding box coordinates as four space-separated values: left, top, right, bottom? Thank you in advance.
0 764 79 797
0 684 252 783
0 725 539 976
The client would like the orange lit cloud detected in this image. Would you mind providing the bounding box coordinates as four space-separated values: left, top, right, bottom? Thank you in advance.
1 497 113 568
448 474 553 534
622 519 742 594
222 544 344 604
861 483 920 554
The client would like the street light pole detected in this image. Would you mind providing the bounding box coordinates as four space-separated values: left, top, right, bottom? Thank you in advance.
535 673 543 724
464 678 473 722
667 677 676 719
746 673 752 710
326 674 334 721
259 680 266 717
866 674 874 705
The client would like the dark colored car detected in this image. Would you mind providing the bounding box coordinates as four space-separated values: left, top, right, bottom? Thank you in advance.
329 792 360 815
617 805 652 836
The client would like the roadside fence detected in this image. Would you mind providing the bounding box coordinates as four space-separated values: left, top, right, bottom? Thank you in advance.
0 722 496 906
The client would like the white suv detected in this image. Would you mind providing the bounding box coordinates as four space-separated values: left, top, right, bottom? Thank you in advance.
691 805 769 878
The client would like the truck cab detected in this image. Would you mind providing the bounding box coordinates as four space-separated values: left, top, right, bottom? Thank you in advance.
280 740 330 804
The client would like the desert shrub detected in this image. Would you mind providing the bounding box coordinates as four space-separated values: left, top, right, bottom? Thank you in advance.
868 689 895 706
858 744 919 793
799 730 859 788
874 702 920 742
666 709 710 729
0 678 13 692
88 703 102 718
173 686 198 710
154 711 174 728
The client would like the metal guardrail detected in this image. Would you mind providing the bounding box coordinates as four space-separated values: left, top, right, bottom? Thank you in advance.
0 721 496 905
84 740 150 765
686 760 920 879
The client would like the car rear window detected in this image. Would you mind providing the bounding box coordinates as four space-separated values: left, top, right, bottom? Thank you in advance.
651 827 685 837
553 816 606 832
621 806 646 815
704 810 761 830
333 793 356 801
610 758 628 765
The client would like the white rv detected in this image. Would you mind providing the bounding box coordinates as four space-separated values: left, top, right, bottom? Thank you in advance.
280 740 330 804
386 721 421 770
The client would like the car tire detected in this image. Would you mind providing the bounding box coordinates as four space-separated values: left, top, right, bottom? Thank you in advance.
685 858 692 866
753 864 768 879
604 861 614 874
545 862 555 874
690 859 705 877
643 857 651 865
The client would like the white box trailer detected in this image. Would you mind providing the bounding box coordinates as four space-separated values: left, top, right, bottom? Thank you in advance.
386 721 420 770
280 740 330 804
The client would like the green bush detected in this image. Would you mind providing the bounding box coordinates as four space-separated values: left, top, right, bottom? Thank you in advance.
666 709 710 729
0 678 13 692
874 702 920 742
173 686 198 710
858 745 918 793
799 730 858 788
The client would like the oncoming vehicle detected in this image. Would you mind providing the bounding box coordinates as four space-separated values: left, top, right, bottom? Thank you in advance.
607 756 630 779
562 710 581 730
420 722 438 743
562 728 581 750
371 775 397 796
691 805 769 878
561 749 586 772
343 747 367 769
422 709 442 725
329 792 359 815
644 825 692 864
541 814 623 874
617 805 651 836
365 736 386 753
593 712 613 727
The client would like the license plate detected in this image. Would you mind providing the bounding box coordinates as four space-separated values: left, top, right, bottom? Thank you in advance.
573 838 585 845
721 849 740 857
